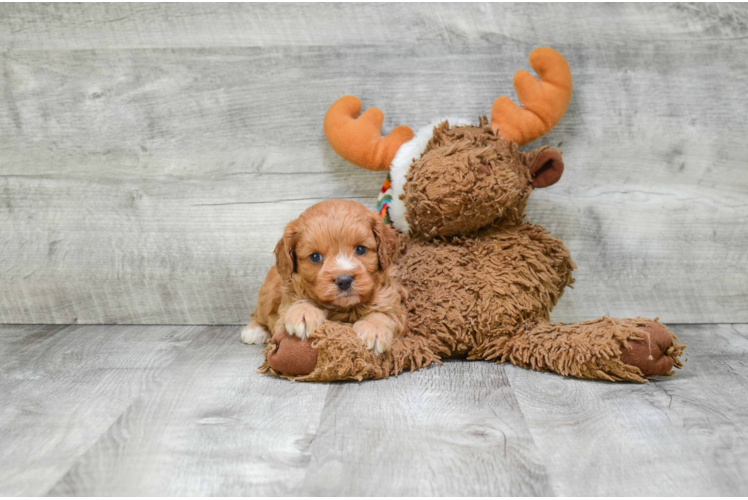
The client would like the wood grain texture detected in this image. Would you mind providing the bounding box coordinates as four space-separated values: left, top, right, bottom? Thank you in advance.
2 3 747 49
0 324 745 495
0 324 205 496
507 324 748 496
300 363 551 496
1 3 747 324
48 326 330 496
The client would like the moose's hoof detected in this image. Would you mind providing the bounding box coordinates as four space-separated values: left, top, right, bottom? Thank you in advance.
620 322 680 376
266 330 318 376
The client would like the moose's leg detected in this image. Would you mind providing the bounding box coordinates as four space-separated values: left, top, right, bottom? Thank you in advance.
476 317 685 382
259 321 440 382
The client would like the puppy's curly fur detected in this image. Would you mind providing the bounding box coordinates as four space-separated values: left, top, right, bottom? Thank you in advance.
242 200 405 355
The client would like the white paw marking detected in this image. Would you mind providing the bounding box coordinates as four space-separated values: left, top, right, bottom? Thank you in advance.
353 320 393 355
241 325 270 345
285 320 307 339
283 303 326 340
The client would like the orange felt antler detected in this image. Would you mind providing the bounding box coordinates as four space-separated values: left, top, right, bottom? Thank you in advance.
491 47 573 146
324 95 414 171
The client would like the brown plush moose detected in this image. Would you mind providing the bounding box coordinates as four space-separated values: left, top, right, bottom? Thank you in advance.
260 48 685 382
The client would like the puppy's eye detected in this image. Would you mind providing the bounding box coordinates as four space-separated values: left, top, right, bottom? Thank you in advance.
354 245 367 256
309 253 323 263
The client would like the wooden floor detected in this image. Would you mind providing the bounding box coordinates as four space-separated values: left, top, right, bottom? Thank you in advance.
0 324 746 496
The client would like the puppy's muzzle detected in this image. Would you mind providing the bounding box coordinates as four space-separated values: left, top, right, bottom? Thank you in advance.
335 274 354 291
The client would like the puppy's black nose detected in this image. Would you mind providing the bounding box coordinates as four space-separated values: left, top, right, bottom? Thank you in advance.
335 275 354 291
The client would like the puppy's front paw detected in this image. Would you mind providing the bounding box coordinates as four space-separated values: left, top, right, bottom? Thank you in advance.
241 320 270 345
283 302 326 340
353 314 396 355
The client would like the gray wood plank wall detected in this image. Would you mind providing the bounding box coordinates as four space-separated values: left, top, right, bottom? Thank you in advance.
1 3 747 324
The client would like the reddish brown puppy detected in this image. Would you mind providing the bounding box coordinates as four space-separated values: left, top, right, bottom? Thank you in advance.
242 200 404 356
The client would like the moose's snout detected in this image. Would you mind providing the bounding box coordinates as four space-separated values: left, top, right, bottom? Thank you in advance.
335 275 354 291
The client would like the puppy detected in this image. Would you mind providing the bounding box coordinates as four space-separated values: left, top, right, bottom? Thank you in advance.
241 199 405 355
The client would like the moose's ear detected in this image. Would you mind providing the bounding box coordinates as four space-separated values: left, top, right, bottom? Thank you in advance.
526 147 564 188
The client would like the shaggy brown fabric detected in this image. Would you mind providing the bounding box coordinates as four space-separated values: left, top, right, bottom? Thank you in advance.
403 120 532 239
295 322 440 382
263 121 686 382
492 317 684 382
399 221 576 359
266 317 684 383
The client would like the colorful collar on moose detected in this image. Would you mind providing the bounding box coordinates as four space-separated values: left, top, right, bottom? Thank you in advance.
376 174 394 227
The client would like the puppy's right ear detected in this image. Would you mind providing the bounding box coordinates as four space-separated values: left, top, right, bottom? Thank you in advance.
274 221 298 281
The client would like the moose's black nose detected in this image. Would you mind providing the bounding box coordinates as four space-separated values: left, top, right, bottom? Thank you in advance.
335 275 354 291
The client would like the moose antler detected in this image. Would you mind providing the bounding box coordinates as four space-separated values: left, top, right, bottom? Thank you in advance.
491 47 573 146
324 95 414 171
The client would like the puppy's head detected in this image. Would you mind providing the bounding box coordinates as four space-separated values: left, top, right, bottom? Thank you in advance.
275 200 398 308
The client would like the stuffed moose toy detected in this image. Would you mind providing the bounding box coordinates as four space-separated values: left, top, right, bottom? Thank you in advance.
260 47 685 382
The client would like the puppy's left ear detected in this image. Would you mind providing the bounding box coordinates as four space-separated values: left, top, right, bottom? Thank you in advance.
371 213 399 271
525 146 564 188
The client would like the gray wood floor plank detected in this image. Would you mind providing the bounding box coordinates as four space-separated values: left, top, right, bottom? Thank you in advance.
1 323 746 495
299 362 552 496
506 324 748 496
48 326 330 496
1 39 746 324
0 324 205 496
2 4 746 49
